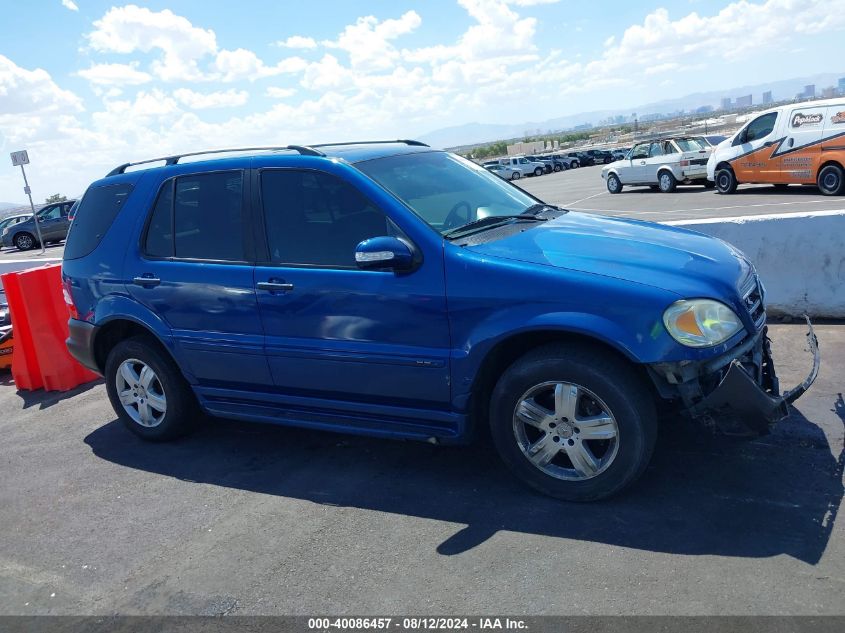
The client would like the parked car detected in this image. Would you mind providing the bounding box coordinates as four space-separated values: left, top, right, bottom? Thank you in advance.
485 164 521 180
707 97 845 195
536 155 571 172
610 148 629 161
547 154 579 169
585 149 614 164
0 214 32 249
566 152 593 166
63 141 818 501
499 156 546 177
1 199 75 251
602 137 713 193
525 155 553 174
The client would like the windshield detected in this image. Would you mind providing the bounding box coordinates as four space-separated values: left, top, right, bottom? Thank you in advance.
356 151 539 235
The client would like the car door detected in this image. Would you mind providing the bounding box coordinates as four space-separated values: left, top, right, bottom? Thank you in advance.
624 143 651 182
36 204 63 240
126 169 273 388
731 111 780 183
251 164 451 410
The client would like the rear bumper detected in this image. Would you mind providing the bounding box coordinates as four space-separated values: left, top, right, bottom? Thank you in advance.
650 318 820 436
66 318 101 374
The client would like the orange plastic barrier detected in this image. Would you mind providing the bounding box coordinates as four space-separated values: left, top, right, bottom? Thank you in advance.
0 263 99 391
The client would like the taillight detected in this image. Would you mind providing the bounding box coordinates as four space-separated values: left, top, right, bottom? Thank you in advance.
62 276 79 320
680 159 690 167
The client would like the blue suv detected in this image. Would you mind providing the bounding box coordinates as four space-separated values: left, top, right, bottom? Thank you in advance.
63 141 819 500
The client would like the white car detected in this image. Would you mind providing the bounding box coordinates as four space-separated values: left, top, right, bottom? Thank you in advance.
499 156 547 177
601 138 713 194
485 164 521 180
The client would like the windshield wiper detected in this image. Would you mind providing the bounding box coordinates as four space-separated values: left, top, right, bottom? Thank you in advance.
522 203 567 217
443 213 547 239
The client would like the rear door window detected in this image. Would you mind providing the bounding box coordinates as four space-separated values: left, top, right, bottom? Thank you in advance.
63 184 134 260
143 171 247 262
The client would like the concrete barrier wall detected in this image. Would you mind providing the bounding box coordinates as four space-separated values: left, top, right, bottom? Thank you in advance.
665 210 845 318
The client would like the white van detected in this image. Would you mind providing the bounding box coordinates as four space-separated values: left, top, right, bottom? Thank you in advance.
706 97 845 195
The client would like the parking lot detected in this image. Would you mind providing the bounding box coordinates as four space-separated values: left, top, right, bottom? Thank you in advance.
516 164 845 222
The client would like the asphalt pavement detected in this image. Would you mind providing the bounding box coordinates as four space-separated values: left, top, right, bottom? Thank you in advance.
0 323 842 615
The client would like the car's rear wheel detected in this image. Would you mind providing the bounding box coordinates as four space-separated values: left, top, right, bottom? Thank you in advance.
105 336 201 441
658 171 677 193
571 161 579 168
14 233 35 251
489 343 657 501
554 164 562 172
817 164 844 196
606 173 622 194
715 167 738 194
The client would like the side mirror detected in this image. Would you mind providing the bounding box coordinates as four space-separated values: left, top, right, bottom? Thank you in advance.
355 236 418 272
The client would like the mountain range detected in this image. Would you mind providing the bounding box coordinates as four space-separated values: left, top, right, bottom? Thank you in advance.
418 72 845 148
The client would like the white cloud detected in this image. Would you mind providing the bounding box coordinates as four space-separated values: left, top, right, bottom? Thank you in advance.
505 0 561 5
275 36 317 49
0 55 83 117
77 62 152 85
174 88 248 109
322 11 421 72
265 86 297 99
61 0 79 11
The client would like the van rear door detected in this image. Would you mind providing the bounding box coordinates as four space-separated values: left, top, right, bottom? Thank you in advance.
776 105 827 184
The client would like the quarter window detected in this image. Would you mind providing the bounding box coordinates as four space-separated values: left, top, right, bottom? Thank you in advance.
260 170 390 267
143 171 246 262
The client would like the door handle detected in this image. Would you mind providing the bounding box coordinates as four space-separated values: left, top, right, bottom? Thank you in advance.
786 138 794 148
256 281 294 293
639 161 646 165
132 276 161 287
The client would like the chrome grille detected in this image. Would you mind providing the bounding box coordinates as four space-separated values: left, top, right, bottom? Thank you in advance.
742 276 766 328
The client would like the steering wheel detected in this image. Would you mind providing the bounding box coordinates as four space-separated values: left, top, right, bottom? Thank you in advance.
442 201 473 230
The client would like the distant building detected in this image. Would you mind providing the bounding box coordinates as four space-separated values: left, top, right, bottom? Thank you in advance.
695 105 713 114
839 77 845 95
721 97 732 110
735 94 752 107
762 90 773 104
804 84 815 98
822 86 836 99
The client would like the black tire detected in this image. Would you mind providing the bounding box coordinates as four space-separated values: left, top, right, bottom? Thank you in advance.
715 167 738 194
553 164 562 172
604 157 612 164
511 171 521 180
572 161 579 168
606 173 623 194
14 232 36 251
657 170 677 193
489 343 657 501
817 164 844 196
105 335 201 441
534 167 544 177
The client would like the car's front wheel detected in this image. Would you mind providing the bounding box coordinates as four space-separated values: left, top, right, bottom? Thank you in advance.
105 336 201 441
489 344 657 501
534 167 544 177
553 164 562 172
606 173 622 194
14 232 36 251
715 167 738 194
511 171 521 180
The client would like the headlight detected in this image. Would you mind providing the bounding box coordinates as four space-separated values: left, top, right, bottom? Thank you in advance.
663 299 743 347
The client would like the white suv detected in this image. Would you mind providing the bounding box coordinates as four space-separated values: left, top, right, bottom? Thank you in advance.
499 156 546 177
601 138 713 194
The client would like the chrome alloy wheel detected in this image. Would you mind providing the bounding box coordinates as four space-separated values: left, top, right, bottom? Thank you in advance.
115 358 167 427
512 381 619 481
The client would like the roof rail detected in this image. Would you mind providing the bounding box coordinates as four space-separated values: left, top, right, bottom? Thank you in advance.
311 139 429 149
105 145 325 177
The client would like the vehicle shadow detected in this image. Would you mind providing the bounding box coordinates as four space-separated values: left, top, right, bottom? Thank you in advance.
84 402 843 564
16 378 103 410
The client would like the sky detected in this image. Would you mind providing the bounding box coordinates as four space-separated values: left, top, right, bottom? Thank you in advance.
1 0 845 202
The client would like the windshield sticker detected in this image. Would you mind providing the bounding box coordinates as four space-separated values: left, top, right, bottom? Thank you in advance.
831 111 845 125
791 112 823 128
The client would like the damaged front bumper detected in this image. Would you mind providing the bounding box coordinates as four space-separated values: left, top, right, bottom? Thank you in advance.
649 317 820 436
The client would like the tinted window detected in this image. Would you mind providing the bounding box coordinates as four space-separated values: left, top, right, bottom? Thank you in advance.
39 205 62 220
745 112 777 142
260 170 390 267
64 184 133 260
144 182 173 258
